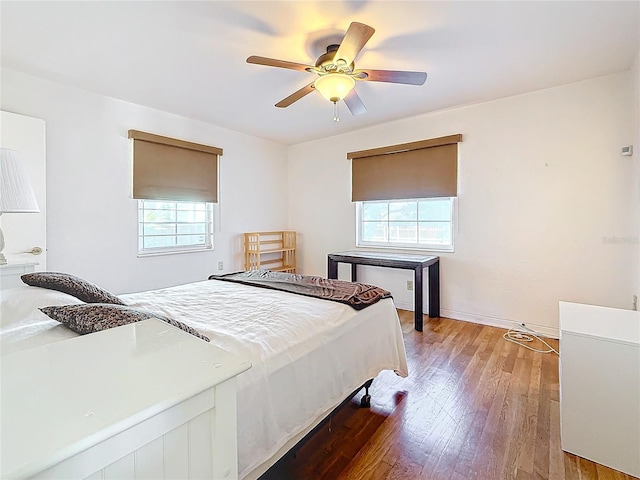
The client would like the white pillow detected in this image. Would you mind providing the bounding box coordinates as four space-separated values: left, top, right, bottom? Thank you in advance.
1 286 84 328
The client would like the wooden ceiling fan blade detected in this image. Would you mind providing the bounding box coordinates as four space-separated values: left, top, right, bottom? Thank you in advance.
247 56 312 72
344 89 367 116
357 69 427 85
275 82 315 108
334 22 375 66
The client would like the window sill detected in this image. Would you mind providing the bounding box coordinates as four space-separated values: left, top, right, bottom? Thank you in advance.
137 247 213 258
355 243 454 254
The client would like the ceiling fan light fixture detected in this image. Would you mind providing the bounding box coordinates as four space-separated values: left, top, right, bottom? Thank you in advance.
248 22 426 115
314 73 355 103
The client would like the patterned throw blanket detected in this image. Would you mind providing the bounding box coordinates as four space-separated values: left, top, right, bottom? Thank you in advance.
208 270 392 310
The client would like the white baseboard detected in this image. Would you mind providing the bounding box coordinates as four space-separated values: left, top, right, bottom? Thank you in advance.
394 301 559 339
393 300 414 312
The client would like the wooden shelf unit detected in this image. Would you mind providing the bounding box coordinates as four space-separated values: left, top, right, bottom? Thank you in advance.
244 231 296 273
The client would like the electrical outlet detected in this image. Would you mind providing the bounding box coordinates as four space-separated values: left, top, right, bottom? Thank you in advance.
406 280 413 291
633 295 638 311
217 261 223 271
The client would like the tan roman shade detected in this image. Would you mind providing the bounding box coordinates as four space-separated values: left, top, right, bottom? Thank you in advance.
128 130 223 202
348 134 462 201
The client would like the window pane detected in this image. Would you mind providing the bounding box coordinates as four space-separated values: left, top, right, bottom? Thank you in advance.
176 202 205 211
144 235 176 249
145 200 176 210
362 202 387 221
358 198 454 251
419 199 451 221
177 223 206 235
138 199 213 253
389 201 417 221
389 222 417 243
362 221 388 242
143 208 176 222
177 235 205 246
144 223 176 236
419 222 452 245
177 210 206 222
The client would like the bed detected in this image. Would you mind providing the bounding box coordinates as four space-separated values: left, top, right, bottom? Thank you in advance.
0 275 409 479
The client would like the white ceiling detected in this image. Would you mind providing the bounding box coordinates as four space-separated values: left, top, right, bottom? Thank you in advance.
1 1 638 145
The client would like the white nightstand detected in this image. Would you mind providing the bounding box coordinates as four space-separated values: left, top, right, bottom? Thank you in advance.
0 261 38 290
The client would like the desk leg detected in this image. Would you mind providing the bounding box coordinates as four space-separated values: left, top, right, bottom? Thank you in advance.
428 261 440 318
327 258 338 279
414 266 423 332
351 263 358 282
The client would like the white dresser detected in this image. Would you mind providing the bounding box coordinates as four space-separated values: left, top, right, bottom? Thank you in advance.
1 319 252 479
559 301 640 478
0 261 38 290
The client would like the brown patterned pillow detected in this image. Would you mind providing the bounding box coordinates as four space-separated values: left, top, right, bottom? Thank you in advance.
39 304 210 342
21 272 126 305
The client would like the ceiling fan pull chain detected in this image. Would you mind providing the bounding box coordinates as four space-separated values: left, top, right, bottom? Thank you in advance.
333 101 340 123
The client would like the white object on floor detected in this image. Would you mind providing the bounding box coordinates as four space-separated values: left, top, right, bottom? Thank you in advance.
559 301 640 478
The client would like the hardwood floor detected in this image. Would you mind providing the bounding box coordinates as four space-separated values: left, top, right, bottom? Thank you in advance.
261 310 638 480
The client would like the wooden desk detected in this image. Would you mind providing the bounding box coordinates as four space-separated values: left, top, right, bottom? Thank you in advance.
327 250 440 331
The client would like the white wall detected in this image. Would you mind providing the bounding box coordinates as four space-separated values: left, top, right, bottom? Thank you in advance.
2 67 636 334
288 72 639 335
1 68 289 294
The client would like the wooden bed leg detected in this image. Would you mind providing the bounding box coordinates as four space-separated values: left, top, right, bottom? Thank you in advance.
360 379 373 408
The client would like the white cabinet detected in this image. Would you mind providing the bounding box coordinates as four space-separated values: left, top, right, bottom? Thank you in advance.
559 301 640 477
1 319 251 479
0 261 37 290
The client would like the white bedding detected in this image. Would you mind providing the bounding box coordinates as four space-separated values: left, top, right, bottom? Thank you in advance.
1 280 408 479
0 287 82 355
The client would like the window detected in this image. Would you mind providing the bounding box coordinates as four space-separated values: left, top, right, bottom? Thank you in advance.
129 130 221 256
349 135 461 253
138 200 213 255
357 197 454 251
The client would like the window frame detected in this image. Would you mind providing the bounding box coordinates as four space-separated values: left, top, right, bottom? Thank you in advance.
137 199 215 257
356 197 456 253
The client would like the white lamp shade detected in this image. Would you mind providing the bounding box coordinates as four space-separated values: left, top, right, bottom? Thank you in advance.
0 148 40 213
314 74 356 102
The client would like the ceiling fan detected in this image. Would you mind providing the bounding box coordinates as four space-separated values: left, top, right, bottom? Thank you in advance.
246 22 427 118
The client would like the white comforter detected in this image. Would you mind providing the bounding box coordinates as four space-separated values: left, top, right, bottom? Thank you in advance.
1 280 408 479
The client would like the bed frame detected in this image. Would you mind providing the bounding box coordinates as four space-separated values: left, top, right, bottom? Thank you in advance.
243 380 375 480
291 379 373 454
